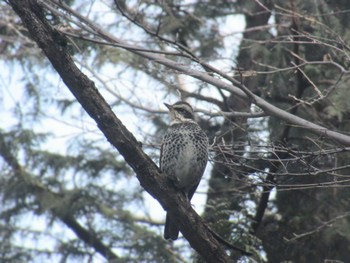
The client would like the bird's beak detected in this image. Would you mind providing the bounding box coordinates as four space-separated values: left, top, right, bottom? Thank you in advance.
164 103 172 110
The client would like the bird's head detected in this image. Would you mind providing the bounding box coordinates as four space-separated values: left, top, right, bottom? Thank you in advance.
164 101 195 123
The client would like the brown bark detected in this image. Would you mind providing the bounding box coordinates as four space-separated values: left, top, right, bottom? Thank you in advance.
7 0 232 261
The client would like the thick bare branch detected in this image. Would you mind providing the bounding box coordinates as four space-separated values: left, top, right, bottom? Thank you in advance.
7 0 234 261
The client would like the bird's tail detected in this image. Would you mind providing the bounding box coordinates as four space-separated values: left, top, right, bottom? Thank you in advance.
164 213 179 240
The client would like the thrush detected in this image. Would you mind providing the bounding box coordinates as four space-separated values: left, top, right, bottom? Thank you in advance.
160 101 209 240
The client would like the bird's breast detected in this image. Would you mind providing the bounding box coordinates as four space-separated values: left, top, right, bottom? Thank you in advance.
173 141 207 189
161 122 208 190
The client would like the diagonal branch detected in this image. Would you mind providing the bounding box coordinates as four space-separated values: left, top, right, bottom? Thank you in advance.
7 0 234 261
284 210 350 242
48 0 350 146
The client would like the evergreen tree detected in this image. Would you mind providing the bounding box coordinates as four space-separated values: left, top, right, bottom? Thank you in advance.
1 0 350 262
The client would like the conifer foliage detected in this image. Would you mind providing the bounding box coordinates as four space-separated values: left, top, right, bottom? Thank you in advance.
2 0 350 262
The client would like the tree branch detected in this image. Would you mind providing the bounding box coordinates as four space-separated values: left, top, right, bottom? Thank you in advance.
48 0 350 146
8 0 233 261
284 210 350 243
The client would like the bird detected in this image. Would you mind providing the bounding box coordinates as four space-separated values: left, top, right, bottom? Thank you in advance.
160 101 209 240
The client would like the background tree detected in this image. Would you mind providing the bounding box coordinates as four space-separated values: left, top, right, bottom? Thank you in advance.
1 0 350 262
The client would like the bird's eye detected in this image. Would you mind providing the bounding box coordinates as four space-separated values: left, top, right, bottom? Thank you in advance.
176 108 193 119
